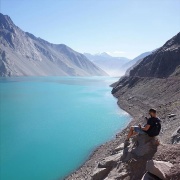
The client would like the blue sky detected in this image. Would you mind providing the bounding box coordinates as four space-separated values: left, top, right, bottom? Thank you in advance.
1 0 180 59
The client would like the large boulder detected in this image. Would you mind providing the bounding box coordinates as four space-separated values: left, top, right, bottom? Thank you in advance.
98 153 121 168
91 152 122 180
120 134 158 162
146 160 173 180
132 134 158 157
114 143 124 152
120 147 133 162
91 167 109 180
91 134 159 179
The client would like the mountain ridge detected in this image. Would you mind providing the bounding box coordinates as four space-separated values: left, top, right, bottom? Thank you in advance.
84 51 155 77
0 13 107 77
129 32 180 78
84 52 130 76
66 32 180 180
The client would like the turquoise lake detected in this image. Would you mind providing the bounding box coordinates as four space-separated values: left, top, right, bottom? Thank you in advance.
0 76 130 180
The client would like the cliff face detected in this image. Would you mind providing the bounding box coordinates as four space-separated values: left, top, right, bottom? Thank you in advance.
112 32 180 144
0 13 107 77
129 32 180 78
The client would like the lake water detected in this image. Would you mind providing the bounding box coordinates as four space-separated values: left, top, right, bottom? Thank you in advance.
0 76 130 180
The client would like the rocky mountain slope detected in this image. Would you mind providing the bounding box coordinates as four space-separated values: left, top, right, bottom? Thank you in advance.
129 34 180 78
123 51 153 76
121 51 152 74
0 13 107 77
84 52 130 76
66 32 180 179
111 32 180 143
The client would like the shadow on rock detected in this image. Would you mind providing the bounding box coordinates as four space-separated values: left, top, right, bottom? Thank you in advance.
91 134 158 180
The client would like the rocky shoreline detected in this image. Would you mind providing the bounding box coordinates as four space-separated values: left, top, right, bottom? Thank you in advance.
66 32 180 179
65 105 133 180
65 76 180 180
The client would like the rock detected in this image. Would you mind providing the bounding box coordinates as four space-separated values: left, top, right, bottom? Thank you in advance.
93 153 124 179
91 167 109 180
135 134 155 146
121 151 133 162
146 160 173 180
133 141 152 156
104 163 129 180
128 32 180 78
119 134 158 162
114 143 124 151
104 171 129 180
171 127 180 144
98 153 122 168
132 134 157 157
141 172 162 180
168 114 176 118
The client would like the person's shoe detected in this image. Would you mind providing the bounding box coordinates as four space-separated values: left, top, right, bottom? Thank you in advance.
124 139 130 148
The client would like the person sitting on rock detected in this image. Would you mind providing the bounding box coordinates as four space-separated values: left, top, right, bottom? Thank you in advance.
125 108 161 143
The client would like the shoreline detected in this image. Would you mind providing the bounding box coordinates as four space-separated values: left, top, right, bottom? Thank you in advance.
65 98 135 180
65 76 180 179
64 109 132 179
63 81 133 180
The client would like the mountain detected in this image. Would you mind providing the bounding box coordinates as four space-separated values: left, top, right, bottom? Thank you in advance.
84 51 155 77
129 33 180 78
84 52 130 76
67 33 180 180
0 13 107 77
112 32 180 95
109 32 180 179
121 51 152 75
112 31 180 144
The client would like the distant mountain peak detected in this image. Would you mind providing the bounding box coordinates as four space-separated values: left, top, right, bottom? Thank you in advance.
0 13 107 77
84 52 130 76
94 52 111 58
0 13 15 30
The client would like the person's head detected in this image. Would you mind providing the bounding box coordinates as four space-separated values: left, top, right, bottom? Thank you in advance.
149 108 157 117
